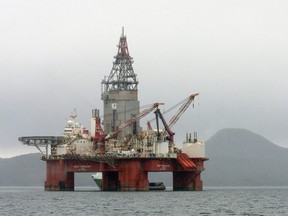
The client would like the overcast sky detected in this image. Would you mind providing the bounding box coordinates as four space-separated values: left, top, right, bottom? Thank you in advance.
1 0 287 158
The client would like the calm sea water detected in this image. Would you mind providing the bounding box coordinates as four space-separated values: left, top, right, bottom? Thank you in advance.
1 186 288 216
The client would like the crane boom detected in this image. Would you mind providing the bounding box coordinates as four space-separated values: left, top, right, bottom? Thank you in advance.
105 102 164 140
168 93 199 129
154 108 175 142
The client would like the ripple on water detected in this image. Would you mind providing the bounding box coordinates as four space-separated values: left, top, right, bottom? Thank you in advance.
1 187 288 216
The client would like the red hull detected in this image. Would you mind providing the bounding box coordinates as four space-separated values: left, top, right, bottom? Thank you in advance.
44 157 207 191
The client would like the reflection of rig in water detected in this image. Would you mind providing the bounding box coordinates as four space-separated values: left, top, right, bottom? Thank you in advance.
19 28 208 191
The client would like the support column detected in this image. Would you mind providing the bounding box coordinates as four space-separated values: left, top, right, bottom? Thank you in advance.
173 171 202 191
118 160 148 191
45 160 74 191
193 173 203 191
102 172 119 191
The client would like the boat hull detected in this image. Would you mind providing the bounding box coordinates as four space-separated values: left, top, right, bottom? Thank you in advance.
149 182 166 190
92 173 102 189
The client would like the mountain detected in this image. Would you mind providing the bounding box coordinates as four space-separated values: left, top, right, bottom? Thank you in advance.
202 128 288 186
0 153 45 186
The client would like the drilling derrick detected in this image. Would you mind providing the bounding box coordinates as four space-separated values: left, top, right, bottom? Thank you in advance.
101 28 140 139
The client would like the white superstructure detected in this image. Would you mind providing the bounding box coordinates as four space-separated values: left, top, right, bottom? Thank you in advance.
182 133 205 158
56 110 93 156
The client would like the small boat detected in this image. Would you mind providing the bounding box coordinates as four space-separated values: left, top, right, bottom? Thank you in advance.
92 173 102 189
149 182 166 190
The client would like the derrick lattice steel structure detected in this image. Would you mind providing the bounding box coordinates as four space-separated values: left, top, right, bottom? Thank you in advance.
101 28 140 138
102 27 138 91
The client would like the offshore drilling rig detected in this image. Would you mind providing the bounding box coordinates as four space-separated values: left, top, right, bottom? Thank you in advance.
19 28 208 191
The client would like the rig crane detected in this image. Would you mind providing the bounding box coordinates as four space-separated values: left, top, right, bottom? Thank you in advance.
154 108 175 142
162 93 199 137
93 102 164 142
146 93 199 136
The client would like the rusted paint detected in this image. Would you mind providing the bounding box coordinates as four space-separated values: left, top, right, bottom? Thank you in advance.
44 157 206 191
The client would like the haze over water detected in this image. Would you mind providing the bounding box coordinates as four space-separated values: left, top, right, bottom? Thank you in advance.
1 186 288 215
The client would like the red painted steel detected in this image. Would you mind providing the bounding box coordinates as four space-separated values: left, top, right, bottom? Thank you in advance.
44 157 206 191
177 153 196 170
173 171 202 191
117 160 148 191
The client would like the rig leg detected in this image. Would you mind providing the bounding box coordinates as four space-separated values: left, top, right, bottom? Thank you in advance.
173 171 203 191
45 160 74 191
118 160 149 191
102 171 119 191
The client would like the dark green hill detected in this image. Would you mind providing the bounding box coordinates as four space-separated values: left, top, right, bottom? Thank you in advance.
202 128 288 186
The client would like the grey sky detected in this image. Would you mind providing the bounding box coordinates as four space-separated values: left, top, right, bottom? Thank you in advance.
1 0 287 157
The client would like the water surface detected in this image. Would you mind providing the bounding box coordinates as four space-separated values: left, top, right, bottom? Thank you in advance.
1 186 287 215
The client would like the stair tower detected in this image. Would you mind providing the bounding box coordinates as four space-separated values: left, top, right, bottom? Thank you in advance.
101 28 140 139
